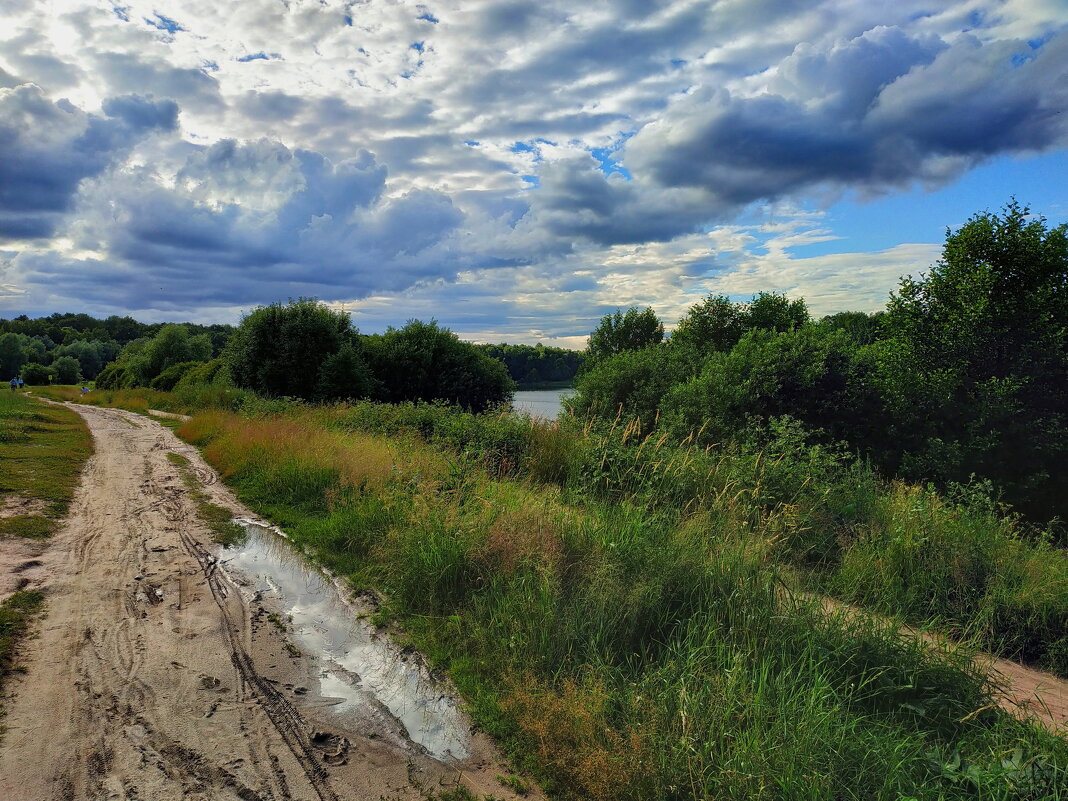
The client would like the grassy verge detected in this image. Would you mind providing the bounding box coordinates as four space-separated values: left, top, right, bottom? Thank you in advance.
33 383 248 416
177 404 1068 800
0 390 92 539
0 590 45 729
165 452 246 546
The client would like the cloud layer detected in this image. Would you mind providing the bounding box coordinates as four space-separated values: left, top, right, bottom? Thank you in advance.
0 0 1066 338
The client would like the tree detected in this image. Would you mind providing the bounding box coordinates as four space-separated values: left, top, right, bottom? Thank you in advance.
672 293 809 358
316 343 380 401
0 333 27 379
879 200 1068 520
150 361 201 391
51 356 81 384
586 307 664 364
365 320 515 411
21 362 54 385
225 298 364 400
128 325 212 384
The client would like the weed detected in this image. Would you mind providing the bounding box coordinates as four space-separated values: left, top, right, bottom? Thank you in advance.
496 774 529 796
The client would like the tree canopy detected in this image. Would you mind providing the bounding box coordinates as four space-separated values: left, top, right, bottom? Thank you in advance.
586 307 664 364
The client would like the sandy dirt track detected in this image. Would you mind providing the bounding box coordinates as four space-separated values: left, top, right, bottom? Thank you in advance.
0 404 535 801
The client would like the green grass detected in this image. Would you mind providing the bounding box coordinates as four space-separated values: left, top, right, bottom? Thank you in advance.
0 515 58 540
0 390 92 532
167 451 246 546
174 403 1068 801
0 590 45 729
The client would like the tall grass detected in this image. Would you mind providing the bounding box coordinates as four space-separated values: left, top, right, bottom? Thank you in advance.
316 400 1068 676
178 404 1068 799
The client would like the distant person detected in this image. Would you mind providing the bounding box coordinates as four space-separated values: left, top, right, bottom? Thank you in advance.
8 378 16 392
81 386 89 395
18 378 24 390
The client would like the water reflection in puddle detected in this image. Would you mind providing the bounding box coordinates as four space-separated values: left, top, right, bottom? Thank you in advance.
221 518 470 761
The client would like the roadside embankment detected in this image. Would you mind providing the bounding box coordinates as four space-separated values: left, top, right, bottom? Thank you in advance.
175 401 1068 800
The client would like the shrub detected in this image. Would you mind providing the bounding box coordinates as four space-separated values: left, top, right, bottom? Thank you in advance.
364 320 515 412
21 362 54 385
150 361 201 391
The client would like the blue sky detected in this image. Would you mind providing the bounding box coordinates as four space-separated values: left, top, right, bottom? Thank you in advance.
0 0 1066 347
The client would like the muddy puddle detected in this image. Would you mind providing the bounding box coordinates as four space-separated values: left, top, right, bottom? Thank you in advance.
220 519 470 761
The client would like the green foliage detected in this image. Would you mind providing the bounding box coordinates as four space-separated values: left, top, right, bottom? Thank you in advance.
123 324 212 385
20 362 53 385
586 307 664 364
0 333 27 379
51 355 81 384
225 297 363 400
877 201 1068 520
671 292 809 359
477 343 583 388
94 362 136 389
661 325 886 449
365 320 515 412
174 358 229 389
150 361 201 391
571 344 690 427
315 342 380 401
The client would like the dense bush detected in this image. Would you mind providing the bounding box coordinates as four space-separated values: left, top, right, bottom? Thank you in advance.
225 298 367 400
150 361 201 391
51 356 81 384
364 319 515 412
585 306 664 365
571 202 1068 525
20 362 53 385
94 362 136 389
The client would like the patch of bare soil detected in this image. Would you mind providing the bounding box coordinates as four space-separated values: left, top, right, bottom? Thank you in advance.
0 404 539 801
0 495 48 519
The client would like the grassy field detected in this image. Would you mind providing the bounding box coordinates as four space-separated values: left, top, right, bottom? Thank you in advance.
175 401 1068 800
0 389 92 540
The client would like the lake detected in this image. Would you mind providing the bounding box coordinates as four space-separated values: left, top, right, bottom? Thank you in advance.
511 388 574 421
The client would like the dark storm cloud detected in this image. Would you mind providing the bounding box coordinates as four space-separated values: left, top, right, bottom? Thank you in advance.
624 28 1068 206
0 84 177 240
47 138 467 309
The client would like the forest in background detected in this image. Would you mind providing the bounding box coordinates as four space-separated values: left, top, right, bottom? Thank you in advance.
0 312 582 392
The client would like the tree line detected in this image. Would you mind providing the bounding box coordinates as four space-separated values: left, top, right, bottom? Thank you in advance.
93 300 515 412
2 311 583 393
0 312 232 384
474 343 583 387
573 202 1068 525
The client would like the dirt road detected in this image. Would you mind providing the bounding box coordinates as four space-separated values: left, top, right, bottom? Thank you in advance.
0 404 533 801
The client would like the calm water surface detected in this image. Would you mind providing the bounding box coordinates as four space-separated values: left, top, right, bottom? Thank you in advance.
511 388 574 420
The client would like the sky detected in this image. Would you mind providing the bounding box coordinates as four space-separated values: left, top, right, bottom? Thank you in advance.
1 0 1066 347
